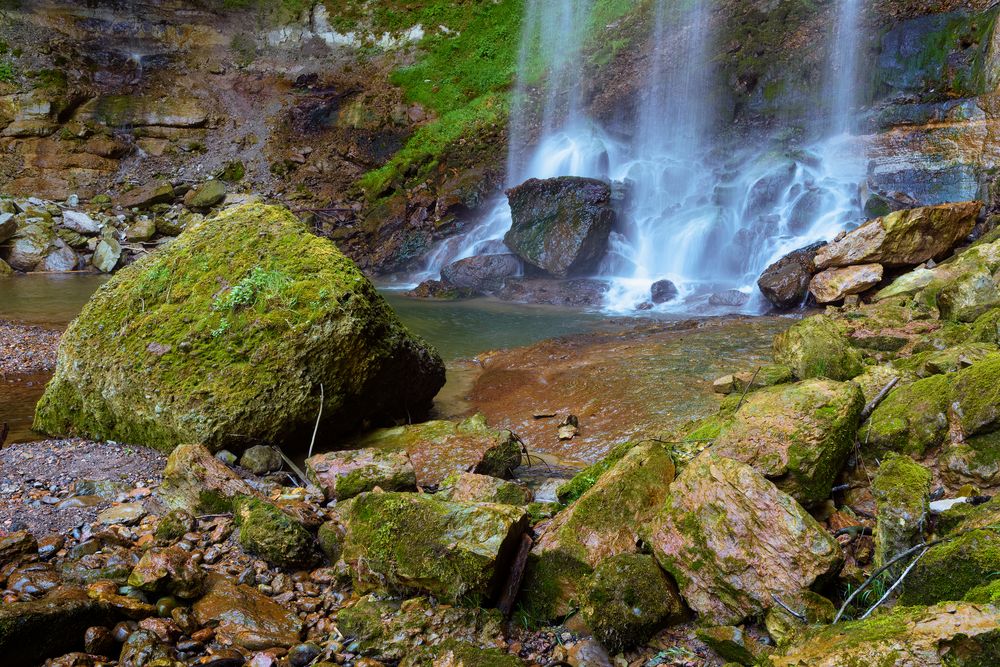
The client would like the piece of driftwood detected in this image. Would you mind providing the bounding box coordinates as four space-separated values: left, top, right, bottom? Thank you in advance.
497 532 534 618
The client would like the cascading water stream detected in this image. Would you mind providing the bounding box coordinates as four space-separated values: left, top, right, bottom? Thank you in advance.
417 0 869 314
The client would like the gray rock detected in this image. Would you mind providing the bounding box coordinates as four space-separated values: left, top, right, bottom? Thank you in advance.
0 212 16 243
39 238 79 272
709 289 750 307
650 279 678 304
240 445 283 475
441 254 521 293
61 210 100 234
92 237 122 273
757 242 826 310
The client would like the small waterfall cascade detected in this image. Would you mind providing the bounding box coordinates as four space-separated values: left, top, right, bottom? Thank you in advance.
417 0 869 313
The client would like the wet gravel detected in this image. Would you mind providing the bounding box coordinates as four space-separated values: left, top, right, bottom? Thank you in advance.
0 319 61 377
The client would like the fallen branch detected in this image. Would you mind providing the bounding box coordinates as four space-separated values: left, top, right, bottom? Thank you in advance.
834 532 965 623
497 532 533 618
275 447 309 487
735 366 762 411
307 383 324 460
860 377 899 422
860 547 928 619
771 593 807 622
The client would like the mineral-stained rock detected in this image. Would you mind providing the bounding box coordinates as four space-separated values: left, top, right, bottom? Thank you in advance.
504 177 615 278
127 546 206 599
555 441 640 505
814 201 981 269
233 497 316 569
345 414 520 486
192 574 302 650
439 472 532 505
340 492 528 604
711 378 864 505
521 442 675 621
118 628 176 667
305 447 416 501
767 602 1000 667
158 444 260 513
33 203 445 452
757 242 825 310
772 315 864 381
119 182 175 209
871 454 931 577
440 254 522 293
581 553 684 653
645 452 842 626
808 263 884 303
0 588 117 667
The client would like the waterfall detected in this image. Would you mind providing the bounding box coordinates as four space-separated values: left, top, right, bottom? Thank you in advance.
417 0 868 314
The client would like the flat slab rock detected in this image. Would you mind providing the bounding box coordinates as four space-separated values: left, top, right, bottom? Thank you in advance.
646 452 842 626
192 574 302 650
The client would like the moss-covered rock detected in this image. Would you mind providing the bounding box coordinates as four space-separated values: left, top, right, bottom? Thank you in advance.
645 452 842 626
317 521 343 563
555 440 638 505
766 602 1000 667
346 414 520 486
871 454 931 576
33 203 445 452
154 509 195 544
127 545 206 599
440 472 532 505
772 315 864 381
305 447 416 501
894 342 997 378
862 374 952 457
233 496 316 569
581 553 684 653
340 492 528 605
970 308 1000 344
520 442 675 622
952 353 1000 436
944 430 1000 488
401 642 525 667
183 179 226 209
696 625 768 665
239 445 282 475
899 528 1000 605
711 378 863 505
764 590 836 647
158 443 259 514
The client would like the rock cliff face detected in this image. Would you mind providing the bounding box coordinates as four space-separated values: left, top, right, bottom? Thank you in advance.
3 0 1000 275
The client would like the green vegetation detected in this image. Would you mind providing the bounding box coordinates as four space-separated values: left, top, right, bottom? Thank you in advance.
0 60 14 83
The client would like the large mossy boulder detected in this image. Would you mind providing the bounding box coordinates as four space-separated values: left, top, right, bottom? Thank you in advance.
580 553 684 653
504 177 615 278
814 201 980 270
340 492 528 605
766 602 1000 667
711 378 864 505
521 442 676 621
645 453 842 626
346 414 521 486
33 203 445 452
899 529 1000 605
871 454 931 577
772 315 864 381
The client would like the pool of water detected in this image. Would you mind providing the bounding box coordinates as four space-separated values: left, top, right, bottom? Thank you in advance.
0 275 621 443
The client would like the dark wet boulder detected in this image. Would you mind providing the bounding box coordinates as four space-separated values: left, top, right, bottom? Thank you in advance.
646 453 842 625
127 546 206 599
650 279 678 304
340 492 528 604
744 162 797 218
0 588 117 667
33 203 445 452
757 242 825 310
406 279 476 300
504 177 615 278
440 254 521 293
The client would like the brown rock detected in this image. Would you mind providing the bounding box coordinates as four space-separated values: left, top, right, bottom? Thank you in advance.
809 264 884 303
814 201 980 270
305 448 415 501
157 444 260 514
192 574 302 650
646 452 843 625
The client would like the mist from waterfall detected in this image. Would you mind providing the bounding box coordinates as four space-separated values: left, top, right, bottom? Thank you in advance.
418 0 869 314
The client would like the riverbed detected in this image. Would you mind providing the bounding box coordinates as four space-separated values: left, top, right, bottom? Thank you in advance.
1 275 794 461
